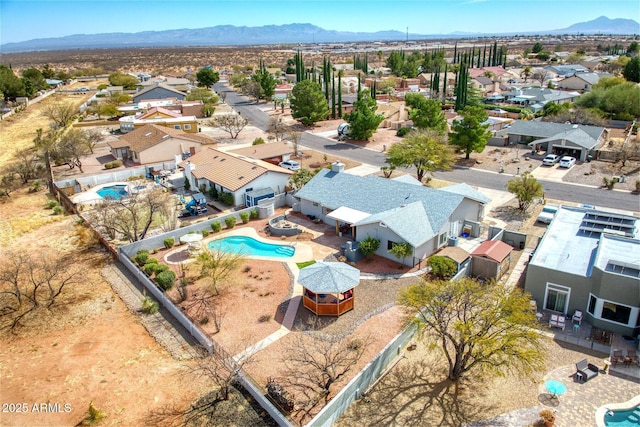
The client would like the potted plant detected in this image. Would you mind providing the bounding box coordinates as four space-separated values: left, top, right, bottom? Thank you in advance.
539 408 556 427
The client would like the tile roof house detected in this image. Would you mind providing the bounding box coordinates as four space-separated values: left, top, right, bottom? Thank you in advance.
470 240 513 280
294 164 490 266
108 124 216 165
496 120 608 162
524 206 640 336
181 146 294 207
229 141 296 165
118 104 198 134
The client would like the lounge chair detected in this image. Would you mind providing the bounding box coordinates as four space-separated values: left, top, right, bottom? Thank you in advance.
627 350 638 366
572 310 583 325
575 359 599 383
611 350 625 367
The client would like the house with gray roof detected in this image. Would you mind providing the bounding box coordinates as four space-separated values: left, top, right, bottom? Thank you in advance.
294 164 490 267
133 83 187 103
557 72 609 92
502 87 581 109
524 206 639 336
544 64 590 77
496 120 608 161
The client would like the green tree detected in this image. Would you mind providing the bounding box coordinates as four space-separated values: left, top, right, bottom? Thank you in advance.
532 42 544 53
290 80 329 126
196 68 220 88
389 241 412 265
623 56 640 83
427 255 457 279
108 72 139 90
399 277 544 385
288 169 315 190
358 236 380 260
628 41 639 55
22 68 48 92
576 77 640 119
194 247 244 295
0 65 26 98
521 66 532 83
507 172 543 212
186 87 219 104
404 93 447 134
41 64 55 79
344 89 383 140
229 73 248 88
251 68 277 100
449 106 492 160
386 129 454 183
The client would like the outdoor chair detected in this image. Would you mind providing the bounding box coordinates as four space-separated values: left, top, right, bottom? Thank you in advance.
611 350 625 367
627 350 638 366
575 358 599 383
549 314 565 330
572 310 583 325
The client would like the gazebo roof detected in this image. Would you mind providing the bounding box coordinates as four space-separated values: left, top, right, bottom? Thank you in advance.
298 261 360 293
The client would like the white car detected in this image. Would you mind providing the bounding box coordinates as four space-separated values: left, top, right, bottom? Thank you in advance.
278 160 301 171
542 154 560 166
559 156 576 168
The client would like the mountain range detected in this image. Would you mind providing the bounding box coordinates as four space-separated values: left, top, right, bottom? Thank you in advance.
1 16 638 53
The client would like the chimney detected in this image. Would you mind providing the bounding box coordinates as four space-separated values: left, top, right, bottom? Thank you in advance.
331 162 345 173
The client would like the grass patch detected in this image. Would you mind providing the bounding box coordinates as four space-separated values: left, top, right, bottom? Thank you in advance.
296 260 316 269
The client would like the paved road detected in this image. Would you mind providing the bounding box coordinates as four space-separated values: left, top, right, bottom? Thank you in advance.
216 82 639 213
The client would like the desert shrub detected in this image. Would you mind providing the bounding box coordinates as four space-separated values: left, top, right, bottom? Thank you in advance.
143 260 161 275
258 314 271 322
250 209 259 219
359 236 381 259
45 200 59 209
141 296 159 314
211 221 222 232
104 160 123 169
347 338 364 351
163 237 175 249
156 270 176 290
396 127 412 137
427 255 457 279
52 205 64 215
80 401 106 425
252 137 265 145
202 230 209 237
240 211 250 224
225 216 237 229
29 180 43 192
219 192 234 206
134 250 149 266
635 179 640 193
200 316 209 325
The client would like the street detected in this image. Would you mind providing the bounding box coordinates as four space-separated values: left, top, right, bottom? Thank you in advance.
215 82 639 213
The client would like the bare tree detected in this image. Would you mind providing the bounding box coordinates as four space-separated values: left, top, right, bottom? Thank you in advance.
193 247 244 296
241 80 262 102
278 326 369 422
267 117 287 142
8 148 43 184
288 130 301 157
33 127 60 193
52 128 91 172
0 251 80 331
41 99 76 128
83 128 105 154
0 173 21 198
210 114 248 139
89 186 174 242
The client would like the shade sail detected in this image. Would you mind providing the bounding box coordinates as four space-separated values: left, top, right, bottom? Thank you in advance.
298 261 360 293
326 206 370 224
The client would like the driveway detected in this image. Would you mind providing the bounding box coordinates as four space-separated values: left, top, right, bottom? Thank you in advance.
531 164 574 183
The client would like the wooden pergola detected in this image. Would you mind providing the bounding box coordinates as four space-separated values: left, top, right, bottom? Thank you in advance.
298 261 360 317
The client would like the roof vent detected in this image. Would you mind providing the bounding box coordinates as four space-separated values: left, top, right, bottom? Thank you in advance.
145 132 152 137
572 125 578 129
162 134 170 139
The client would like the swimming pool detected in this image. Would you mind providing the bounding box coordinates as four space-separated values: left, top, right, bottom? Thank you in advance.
604 406 640 427
208 236 295 258
97 184 129 200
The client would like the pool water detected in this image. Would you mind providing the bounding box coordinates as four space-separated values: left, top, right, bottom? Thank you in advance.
97 185 128 200
208 236 295 258
605 406 640 427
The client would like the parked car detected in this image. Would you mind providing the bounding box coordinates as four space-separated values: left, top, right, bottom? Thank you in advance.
542 154 560 166
75 87 90 93
537 204 560 224
278 160 301 171
559 156 576 168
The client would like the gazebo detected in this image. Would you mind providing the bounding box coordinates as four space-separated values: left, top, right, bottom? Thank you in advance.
298 261 360 317
180 233 203 256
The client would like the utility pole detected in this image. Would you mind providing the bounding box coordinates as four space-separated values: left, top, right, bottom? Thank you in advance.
406 27 408 43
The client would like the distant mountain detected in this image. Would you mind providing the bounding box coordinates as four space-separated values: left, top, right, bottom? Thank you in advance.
552 16 639 34
1 18 638 53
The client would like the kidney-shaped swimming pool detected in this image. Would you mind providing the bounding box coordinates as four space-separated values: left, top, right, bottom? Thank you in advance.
208 236 295 258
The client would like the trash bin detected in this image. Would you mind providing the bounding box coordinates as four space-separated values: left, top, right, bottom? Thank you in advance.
587 155 593 162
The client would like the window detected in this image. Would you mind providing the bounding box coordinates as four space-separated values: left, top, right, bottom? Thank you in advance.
588 294 596 315
438 232 447 247
184 124 191 130
387 240 397 251
601 302 631 325
544 283 570 314
174 125 181 130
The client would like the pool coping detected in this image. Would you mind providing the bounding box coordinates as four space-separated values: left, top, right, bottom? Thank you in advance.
595 394 640 427
164 227 313 264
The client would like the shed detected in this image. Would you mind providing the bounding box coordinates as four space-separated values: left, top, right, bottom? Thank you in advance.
437 246 471 273
471 240 513 280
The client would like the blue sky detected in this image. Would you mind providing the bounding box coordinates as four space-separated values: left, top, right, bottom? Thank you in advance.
1 0 638 44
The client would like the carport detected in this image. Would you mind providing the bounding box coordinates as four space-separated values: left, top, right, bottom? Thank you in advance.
527 128 600 162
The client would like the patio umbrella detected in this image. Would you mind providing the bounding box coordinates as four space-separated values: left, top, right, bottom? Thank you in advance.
297 261 360 294
179 233 203 244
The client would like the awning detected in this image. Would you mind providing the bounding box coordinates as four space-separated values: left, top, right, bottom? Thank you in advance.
326 206 370 224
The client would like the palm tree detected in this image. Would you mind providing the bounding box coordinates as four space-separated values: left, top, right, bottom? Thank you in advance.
521 66 532 83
